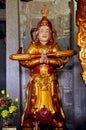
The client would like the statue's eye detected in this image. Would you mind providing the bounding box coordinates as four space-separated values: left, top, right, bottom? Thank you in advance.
41 30 43 32
39 29 43 33
46 29 49 32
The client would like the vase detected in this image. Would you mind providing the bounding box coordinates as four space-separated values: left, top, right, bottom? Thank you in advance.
2 119 13 127
3 120 9 127
3 121 8 126
2 119 17 130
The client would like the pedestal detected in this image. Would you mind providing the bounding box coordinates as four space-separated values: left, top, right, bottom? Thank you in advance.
22 127 64 130
2 126 17 130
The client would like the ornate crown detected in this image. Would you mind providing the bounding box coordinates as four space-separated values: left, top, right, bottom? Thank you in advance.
40 4 50 26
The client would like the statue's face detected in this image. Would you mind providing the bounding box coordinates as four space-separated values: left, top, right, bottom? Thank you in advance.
38 26 51 45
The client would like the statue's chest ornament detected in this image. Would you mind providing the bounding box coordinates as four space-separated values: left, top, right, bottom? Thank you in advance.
37 45 52 53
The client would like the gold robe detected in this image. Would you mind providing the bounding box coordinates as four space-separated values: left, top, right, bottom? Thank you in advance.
21 41 67 127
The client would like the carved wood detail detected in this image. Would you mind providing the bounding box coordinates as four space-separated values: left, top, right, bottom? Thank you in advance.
76 0 86 84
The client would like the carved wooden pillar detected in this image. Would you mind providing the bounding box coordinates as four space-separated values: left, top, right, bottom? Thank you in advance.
76 0 86 84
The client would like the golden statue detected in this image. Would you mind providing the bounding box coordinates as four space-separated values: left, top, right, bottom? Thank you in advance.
10 5 75 130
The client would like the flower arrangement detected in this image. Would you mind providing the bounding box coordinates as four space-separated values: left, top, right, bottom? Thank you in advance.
0 90 19 125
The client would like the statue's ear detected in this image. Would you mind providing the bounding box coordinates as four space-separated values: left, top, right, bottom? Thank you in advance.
30 28 37 41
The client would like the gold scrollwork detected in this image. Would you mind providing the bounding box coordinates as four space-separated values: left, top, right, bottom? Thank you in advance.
76 0 86 84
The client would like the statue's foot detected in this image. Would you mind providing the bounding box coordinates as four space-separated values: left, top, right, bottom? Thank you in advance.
23 118 33 128
51 118 64 128
53 128 64 130
22 128 32 130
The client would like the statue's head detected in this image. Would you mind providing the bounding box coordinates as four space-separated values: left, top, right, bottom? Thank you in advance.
31 5 55 45
37 16 53 32
36 17 53 45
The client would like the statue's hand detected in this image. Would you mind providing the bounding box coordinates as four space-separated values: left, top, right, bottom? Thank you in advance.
40 50 48 63
56 59 62 65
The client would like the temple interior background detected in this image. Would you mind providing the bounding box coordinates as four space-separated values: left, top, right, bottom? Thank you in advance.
0 0 86 130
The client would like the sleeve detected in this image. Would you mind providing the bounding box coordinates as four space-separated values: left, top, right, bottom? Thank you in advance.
19 42 40 68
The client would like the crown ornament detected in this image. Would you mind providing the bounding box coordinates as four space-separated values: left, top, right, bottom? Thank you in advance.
40 4 50 26
41 4 49 17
